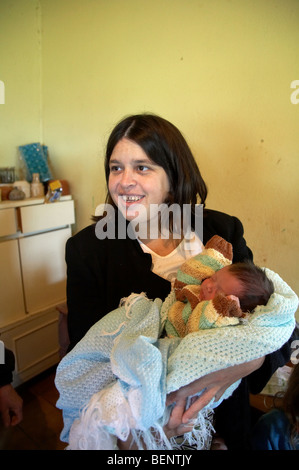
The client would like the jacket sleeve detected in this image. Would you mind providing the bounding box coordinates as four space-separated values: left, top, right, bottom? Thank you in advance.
66 232 107 351
202 209 293 391
228 215 294 391
202 209 253 263
0 348 15 387
229 216 253 263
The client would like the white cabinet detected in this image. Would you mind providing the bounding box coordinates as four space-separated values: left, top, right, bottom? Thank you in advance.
19 228 71 314
0 208 17 237
0 239 25 323
0 197 75 385
19 200 74 233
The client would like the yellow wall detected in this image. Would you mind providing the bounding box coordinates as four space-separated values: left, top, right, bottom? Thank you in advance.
0 0 42 161
1 0 298 319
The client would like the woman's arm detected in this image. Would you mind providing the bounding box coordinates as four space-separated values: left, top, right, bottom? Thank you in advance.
202 210 253 263
66 233 106 350
203 211 293 394
247 330 296 394
166 356 265 426
118 357 266 446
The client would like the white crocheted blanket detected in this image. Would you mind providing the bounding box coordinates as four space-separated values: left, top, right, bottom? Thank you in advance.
55 268 297 450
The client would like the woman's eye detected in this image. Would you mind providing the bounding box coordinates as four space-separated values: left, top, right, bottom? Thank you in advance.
110 165 121 172
137 165 150 172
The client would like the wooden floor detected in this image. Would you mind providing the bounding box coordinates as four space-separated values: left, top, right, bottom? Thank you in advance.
0 365 67 450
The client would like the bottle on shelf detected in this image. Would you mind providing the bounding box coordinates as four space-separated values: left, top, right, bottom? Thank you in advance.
30 173 44 198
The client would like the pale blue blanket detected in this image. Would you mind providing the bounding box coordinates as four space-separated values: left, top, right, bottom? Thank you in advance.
55 268 297 449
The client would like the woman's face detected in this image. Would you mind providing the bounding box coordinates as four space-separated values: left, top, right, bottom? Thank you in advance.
108 137 170 222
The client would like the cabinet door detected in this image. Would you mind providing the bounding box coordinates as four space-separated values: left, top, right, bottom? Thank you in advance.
0 208 17 237
19 200 75 233
19 227 71 314
0 239 26 326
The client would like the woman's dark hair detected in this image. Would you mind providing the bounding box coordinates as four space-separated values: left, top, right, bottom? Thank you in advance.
228 261 274 312
104 113 208 210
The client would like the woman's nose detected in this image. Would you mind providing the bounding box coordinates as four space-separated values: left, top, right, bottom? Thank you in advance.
120 169 136 188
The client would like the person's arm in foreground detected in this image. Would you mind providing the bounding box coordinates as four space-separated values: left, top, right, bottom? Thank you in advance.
0 348 23 427
0 384 23 427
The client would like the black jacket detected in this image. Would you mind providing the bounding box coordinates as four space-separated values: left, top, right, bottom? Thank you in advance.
66 208 252 348
65 208 292 449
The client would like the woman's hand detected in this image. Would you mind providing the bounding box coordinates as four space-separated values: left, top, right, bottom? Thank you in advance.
163 398 196 438
166 357 265 425
119 357 266 446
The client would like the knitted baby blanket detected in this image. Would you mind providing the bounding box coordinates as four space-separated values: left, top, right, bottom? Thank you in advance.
165 235 243 336
55 267 298 450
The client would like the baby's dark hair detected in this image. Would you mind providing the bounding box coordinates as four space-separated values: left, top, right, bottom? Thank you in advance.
228 261 274 312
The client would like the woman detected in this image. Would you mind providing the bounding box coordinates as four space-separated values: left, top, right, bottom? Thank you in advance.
65 113 293 449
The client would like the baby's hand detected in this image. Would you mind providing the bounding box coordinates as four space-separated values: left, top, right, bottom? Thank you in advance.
226 294 240 308
213 293 243 318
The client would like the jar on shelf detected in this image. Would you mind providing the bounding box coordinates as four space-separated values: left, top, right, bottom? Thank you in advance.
30 173 44 198
14 180 31 198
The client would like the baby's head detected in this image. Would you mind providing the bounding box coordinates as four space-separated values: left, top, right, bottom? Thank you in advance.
200 261 274 312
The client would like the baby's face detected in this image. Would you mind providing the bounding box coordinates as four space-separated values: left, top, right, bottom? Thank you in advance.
199 266 243 301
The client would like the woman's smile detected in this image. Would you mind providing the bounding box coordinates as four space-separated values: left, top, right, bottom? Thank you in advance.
119 194 145 203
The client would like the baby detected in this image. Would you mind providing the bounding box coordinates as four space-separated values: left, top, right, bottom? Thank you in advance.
165 235 274 337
